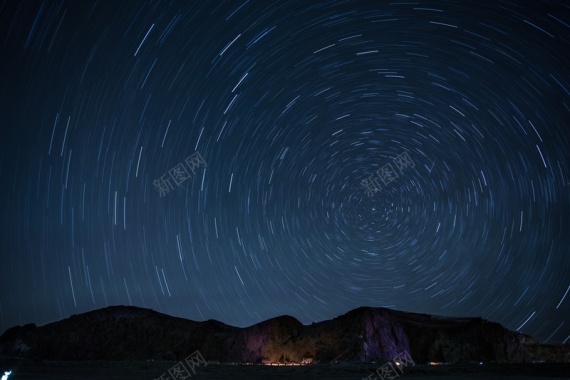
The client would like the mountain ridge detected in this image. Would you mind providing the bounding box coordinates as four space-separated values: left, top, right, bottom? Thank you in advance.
1 305 568 364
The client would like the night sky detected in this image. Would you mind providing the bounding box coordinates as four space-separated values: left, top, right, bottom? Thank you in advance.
1 0 569 345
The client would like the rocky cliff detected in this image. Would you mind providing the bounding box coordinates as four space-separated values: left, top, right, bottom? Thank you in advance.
1 305 568 363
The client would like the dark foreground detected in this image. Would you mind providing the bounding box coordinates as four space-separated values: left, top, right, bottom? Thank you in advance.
0 360 569 380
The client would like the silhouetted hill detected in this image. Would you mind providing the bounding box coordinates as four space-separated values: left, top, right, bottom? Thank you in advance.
0 305 568 364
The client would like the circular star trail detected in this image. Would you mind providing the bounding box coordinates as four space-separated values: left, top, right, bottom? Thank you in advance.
1 0 569 344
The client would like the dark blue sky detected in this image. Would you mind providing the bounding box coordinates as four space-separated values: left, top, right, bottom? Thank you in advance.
1 0 569 344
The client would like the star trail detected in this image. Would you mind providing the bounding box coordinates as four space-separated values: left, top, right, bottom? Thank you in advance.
0 0 569 345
